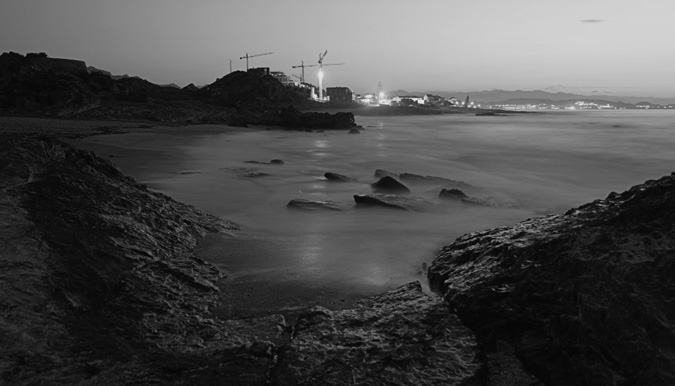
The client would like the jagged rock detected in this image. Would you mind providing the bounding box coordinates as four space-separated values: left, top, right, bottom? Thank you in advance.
428 174 675 385
287 199 352 211
371 176 411 194
374 169 398 179
354 194 437 212
273 282 482 385
324 172 355 182
0 135 292 385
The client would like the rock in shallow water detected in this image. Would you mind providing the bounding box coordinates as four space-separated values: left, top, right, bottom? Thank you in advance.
371 176 411 194
428 174 675 385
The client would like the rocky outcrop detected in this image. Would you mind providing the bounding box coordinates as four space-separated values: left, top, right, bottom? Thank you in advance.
274 282 483 385
371 176 411 194
428 174 675 385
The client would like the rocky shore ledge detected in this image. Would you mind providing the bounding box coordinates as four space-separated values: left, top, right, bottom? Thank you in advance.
2 133 674 385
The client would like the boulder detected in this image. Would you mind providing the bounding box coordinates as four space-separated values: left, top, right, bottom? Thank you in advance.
354 194 437 212
287 199 351 211
428 174 675 385
324 172 355 182
371 176 411 194
348 128 360 134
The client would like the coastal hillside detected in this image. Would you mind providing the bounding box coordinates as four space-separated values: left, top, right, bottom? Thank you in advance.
429 173 675 385
0 52 346 127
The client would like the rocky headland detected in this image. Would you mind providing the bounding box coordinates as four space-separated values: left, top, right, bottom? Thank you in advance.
0 52 356 130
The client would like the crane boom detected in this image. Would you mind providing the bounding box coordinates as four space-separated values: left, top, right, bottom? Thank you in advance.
239 52 274 70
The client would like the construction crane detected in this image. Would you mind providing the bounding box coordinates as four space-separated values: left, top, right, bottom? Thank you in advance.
239 52 273 71
291 61 316 83
315 50 345 100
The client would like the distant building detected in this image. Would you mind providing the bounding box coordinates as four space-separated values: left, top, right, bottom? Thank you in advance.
392 95 424 105
326 87 354 104
270 71 294 86
423 94 444 105
248 67 270 76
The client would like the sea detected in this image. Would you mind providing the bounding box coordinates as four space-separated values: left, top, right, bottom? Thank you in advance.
89 109 675 316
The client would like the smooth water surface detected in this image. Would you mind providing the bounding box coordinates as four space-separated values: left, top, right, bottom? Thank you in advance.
86 110 675 312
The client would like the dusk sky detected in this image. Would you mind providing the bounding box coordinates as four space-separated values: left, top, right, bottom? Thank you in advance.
2 0 674 97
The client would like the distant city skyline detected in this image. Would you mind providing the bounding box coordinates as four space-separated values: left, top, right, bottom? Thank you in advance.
2 0 674 97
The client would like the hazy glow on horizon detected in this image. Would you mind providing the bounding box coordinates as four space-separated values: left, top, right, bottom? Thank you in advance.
2 0 674 97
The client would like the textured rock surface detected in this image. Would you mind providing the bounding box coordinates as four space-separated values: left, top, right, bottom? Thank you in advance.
274 282 483 385
429 174 675 386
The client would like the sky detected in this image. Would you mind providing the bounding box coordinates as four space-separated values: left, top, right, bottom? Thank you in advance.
2 0 675 97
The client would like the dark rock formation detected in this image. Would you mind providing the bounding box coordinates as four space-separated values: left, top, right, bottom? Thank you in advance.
348 127 360 134
274 282 482 385
371 176 411 194
354 194 437 212
287 198 352 211
324 172 356 182
270 159 284 164
428 174 675 385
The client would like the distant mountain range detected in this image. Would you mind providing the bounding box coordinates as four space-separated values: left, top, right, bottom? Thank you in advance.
387 89 675 106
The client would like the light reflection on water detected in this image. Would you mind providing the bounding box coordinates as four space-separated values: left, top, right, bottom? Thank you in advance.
131 110 675 302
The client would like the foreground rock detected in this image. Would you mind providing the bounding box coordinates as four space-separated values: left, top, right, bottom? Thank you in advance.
429 174 675 385
354 194 438 212
274 282 482 385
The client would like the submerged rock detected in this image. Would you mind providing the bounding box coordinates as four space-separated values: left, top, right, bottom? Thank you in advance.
287 198 352 211
438 188 469 200
439 188 494 207
273 282 482 385
371 176 411 194
324 172 356 182
428 174 675 385
354 194 437 212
